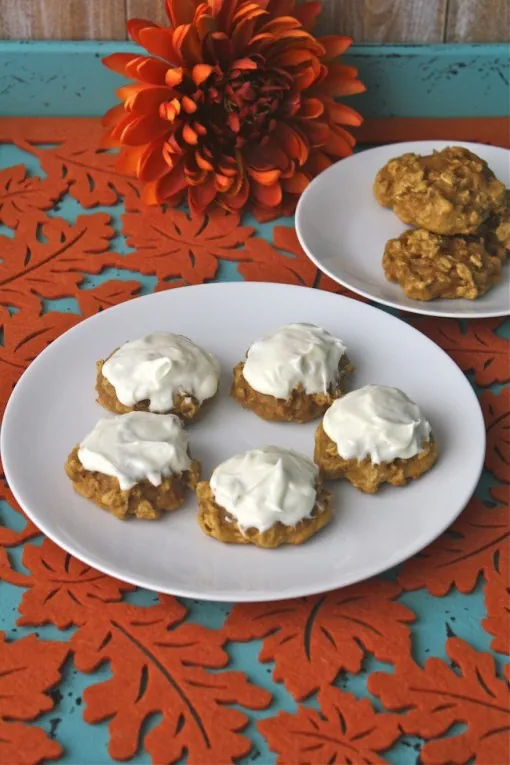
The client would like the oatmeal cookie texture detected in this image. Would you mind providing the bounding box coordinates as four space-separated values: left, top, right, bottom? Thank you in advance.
231 357 353 422
65 447 201 520
383 228 503 301
65 412 200 519
374 146 505 235
197 446 333 547
97 333 220 422
315 422 439 494
96 359 205 421
231 323 354 422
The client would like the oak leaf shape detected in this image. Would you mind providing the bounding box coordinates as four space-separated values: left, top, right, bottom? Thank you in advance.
120 208 254 285
0 164 67 229
398 496 509 595
17 538 135 629
369 637 510 765
240 226 367 300
0 213 116 312
413 318 509 387
259 686 401 765
71 598 271 764
0 306 79 418
225 580 414 700
0 631 68 765
22 138 142 211
480 388 510 483
77 279 141 316
482 485 510 654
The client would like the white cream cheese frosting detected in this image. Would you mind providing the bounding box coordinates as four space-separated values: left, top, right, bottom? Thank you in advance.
102 332 220 412
323 384 431 464
242 323 348 399
210 446 318 533
78 412 192 491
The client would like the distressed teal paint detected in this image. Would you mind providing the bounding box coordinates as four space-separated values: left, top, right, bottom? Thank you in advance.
0 41 508 118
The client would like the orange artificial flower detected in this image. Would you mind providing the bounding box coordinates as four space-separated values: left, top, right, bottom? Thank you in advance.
103 0 365 220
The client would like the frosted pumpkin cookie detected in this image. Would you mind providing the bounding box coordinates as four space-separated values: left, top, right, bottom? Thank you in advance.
197 446 333 548
65 412 201 520
374 146 505 235
382 228 503 301
231 323 354 423
96 332 220 422
314 385 438 494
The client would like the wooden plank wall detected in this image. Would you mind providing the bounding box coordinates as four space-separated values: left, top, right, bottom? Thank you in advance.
0 0 508 41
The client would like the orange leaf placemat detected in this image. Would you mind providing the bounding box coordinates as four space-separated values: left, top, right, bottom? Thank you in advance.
0 118 508 765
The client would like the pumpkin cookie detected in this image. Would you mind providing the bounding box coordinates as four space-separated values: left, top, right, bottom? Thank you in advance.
314 385 438 493
96 332 220 422
231 323 354 423
65 412 201 519
197 446 333 548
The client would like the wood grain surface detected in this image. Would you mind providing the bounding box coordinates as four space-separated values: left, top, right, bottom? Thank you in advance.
0 0 508 42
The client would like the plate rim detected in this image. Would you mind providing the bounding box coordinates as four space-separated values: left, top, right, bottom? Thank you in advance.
1 282 487 601
295 139 510 320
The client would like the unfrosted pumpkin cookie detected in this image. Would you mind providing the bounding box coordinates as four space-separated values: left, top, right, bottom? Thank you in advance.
96 332 220 422
65 412 201 520
374 146 505 235
314 385 438 494
231 323 354 423
197 446 333 548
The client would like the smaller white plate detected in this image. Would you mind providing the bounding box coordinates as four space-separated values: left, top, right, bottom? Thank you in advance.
296 140 510 318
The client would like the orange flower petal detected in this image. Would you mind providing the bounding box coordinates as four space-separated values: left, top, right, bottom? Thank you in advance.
231 57 258 70
165 67 184 87
165 0 196 27
156 162 187 201
326 100 363 126
222 177 250 210
182 124 199 145
248 168 281 186
312 63 366 97
133 57 171 86
120 116 169 146
319 35 352 60
294 1 322 32
192 64 214 85
127 18 157 44
189 180 217 213
139 26 181 66
232 3 268 24
298 98 325 119
103 53 140 76
139 140 172 182
182 95 198 113
274 123 309 166
214 173 234 192
251 180 282 208
196 150 215 171
324 128 355 157
128 86 175 115
282 172 310 194
115 145 147 176
102 104 125 128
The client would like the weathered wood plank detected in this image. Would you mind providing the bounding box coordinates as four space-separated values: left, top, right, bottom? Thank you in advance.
316 0 448 42
126 1 168 26
0 0 126 40
446 0 510 42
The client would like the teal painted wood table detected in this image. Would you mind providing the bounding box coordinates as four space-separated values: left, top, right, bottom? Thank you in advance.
0 42 508 765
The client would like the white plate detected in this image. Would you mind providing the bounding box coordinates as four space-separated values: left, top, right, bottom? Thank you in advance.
1 283 485 601
296 140 510 318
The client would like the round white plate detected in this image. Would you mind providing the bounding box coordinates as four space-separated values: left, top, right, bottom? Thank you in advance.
296 140 510 318
1 283 485 601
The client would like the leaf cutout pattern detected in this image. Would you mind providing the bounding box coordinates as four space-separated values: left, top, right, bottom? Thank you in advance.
71 598 271 763
0 164 67 228
77 279 141 316
259 686 401 765
240 226 368 299
0 631 68 765
369 637 510 765
413 318 510 387
225 580 414 700
19 138 142 211
119 208 254 285
481 388 510 483
17 538 135 629
0 307 80 418
482 485 510 654
0 213 116 311
398 496 509 595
